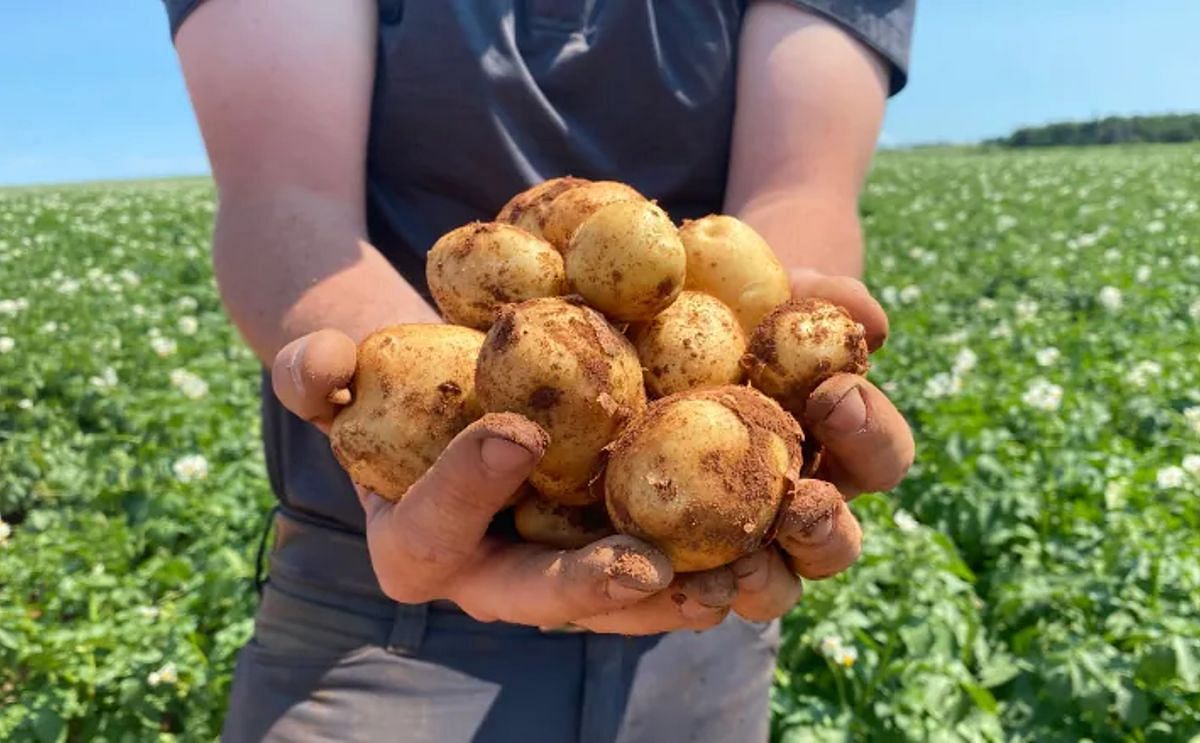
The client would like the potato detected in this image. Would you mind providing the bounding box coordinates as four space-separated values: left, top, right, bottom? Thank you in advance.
476 297 647 504
495 176 590 240
678 215 791 332
539 180 645 250
426 222 566 329
631 291 746 397
742 298 869 415
330 325 485 501
565 200 686 322
605 385 803 572
514 495 614 549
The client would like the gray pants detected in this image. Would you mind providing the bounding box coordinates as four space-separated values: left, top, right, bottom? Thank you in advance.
222 511 778 743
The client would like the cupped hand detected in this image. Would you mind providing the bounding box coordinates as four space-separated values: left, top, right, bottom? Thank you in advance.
270 331 743 634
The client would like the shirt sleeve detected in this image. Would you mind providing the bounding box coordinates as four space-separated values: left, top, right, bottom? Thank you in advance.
773 0 916 95
161 0 205 40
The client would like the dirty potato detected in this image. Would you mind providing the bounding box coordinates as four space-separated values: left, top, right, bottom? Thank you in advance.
426 222 566 329
604 385 803 572
742 298 869 416
495 176 590 240
566 200 686 322
631 291 746 398
514 495 615 549
475 297 647 504
678 215 791 332
539 180 645 250
329 325 485 501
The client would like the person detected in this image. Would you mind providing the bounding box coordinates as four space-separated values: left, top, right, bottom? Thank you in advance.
164 1 916 740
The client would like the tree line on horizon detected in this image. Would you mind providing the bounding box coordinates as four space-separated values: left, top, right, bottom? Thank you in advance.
988 113 1200 148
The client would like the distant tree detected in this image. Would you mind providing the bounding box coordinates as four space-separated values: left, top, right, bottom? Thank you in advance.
995 113 1200 147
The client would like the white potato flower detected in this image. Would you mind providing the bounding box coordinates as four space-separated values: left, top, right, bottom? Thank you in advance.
1022 378 1063 412
1156 466 1185 489
172 454 209 483
1097 286 1122 311
1035 347 1061 367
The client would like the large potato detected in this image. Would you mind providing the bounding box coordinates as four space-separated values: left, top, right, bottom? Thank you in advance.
678 215 791 332
631 291 746 397
540 180 645 250
566 200 686 322
495 176 589 240
514 495 615 549
605 385 803 572
426 222 566 329
742 298 869 416
330 325 484 501
476 297 646 504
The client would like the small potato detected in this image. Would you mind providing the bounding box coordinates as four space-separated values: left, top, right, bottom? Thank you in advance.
476 297 647 504
566 200 686 323
514 495 615 549
742 298 869 416
539 180 645 250
631 291 746 397
678 215 791 332
426 222 566 329
605 385 803 572
330 325 485 501
496 176 590 240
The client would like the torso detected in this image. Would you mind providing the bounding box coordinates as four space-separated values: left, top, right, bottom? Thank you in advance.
267 0 750 529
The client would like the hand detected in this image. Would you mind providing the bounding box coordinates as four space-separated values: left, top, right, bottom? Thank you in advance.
720 269 916 622
270 331 745 634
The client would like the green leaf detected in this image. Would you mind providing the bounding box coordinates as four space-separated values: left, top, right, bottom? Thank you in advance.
30 706 66 743
959 680 999 715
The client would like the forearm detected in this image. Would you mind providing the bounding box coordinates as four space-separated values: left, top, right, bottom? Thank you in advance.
213 185 437 366
725 3 890 278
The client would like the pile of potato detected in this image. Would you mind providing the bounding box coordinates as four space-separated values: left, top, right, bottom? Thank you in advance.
328 178 869 573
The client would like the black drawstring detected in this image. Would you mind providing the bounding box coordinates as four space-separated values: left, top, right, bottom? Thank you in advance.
254 504 281 596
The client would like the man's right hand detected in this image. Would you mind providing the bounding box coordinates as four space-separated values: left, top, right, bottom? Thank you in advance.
270 331 747 634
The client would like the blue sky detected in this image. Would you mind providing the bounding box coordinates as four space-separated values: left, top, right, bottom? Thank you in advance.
2 1 1198 186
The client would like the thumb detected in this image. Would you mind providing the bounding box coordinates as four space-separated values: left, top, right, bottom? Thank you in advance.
370 413 548 588
271 329 357 429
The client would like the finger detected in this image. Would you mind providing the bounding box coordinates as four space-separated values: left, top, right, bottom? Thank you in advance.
271 329 357 427
789 268 888 350
573 567 738 635
445 535 674 627
804 374 915 494
366 413 548 596
778 496 863 581
729 547 803 622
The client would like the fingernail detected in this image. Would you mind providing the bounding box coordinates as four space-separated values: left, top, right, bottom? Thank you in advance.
480 437 536 474
791 516 835 546
680 599 727 621
819 385 867 435
605 579 658 602
731 552 769 592
288 336 309 397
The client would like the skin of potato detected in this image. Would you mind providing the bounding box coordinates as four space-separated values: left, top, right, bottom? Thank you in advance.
426 222 566 329
539 180 645 250
495 176 590 240
605 386 803 572
678 214 791 332
565 200 686 323
631 291 746 397
329 325 485 501
514 495 615 549
743 298 869 416
476 297 647 504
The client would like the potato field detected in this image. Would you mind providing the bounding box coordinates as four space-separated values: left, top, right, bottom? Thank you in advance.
1 144 1198 741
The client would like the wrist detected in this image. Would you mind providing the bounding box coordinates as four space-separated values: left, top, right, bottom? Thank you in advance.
733 193 864 278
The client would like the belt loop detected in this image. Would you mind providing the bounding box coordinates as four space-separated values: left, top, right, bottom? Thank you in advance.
386 602 429 656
